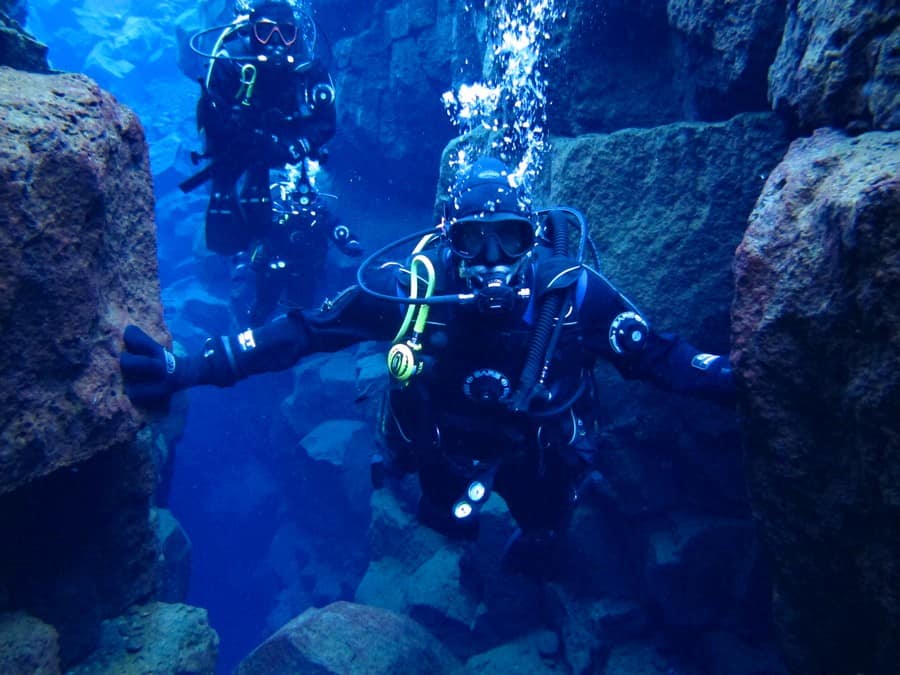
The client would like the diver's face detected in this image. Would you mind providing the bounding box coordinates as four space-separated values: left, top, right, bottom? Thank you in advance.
450 218 534 296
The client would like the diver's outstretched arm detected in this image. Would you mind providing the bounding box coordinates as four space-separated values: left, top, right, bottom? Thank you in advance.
120 272 400 405
578 265 735 403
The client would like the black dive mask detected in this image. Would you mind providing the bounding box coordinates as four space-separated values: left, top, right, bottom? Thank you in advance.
448 218 535 260
252 18 299 47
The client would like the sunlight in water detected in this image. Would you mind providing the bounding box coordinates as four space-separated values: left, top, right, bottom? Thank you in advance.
442 0 566 194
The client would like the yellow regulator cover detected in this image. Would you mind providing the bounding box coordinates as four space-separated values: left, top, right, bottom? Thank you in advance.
388 342 419 382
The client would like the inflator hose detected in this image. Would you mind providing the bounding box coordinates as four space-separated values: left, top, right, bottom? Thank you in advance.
510 210 570 412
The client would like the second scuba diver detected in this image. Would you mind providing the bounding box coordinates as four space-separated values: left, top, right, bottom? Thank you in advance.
122 157 735 577
183 0 337 256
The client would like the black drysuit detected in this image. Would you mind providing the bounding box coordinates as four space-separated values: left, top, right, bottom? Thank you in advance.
196 237 735 538
196 36 336 255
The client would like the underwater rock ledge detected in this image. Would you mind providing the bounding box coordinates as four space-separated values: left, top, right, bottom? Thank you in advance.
733 127 900 675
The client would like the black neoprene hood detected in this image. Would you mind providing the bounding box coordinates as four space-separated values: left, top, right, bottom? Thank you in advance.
249 0 296 23
450 157 532 224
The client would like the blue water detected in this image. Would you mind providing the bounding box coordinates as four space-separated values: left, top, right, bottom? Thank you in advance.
20 1 786 672
169 378 292 669
23 3 437 671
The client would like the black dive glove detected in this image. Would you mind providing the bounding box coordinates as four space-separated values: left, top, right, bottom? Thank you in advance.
120 325 206 404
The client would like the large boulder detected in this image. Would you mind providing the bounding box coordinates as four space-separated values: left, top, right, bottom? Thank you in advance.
541 113 790 521
358 488 551 660
769 1 900 131
732 128 900 674
67 602 219 675
546 112 789 351
0 612 60 675
0 66 169 664
235 601 459 675
0 67 167 493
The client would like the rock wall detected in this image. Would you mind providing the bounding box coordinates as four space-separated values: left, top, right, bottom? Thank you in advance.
733 129 900 674
0 9 48 72
725 4 900 674
769 0 900 132
0 67 162 494
546 113 790 351
0 46 212 671
548 0 788 134
325 0 479 197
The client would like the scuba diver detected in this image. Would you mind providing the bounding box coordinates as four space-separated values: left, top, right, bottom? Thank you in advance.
232 159 362 326
122 157 735 577
181 0 337 256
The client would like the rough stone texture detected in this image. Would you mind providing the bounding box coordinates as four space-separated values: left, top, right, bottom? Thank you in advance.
154 507 192 603
329 0 477 197
769 0 900 132
547 112 789 351
0 66 170 666
871 24 900 129
357 488 554 660
545 592 648 675
0 0 26 24
67 602 219 675
356 488 486 654
0 67 167 495
547 0 684 135
641 514 763 630
0 11 50 73
0 612 60 675
668 0 787 118
732 128 900 675
548 0 786 135
538 114 789 528
461 630 566 674
0 430 160 664
234 601 459 675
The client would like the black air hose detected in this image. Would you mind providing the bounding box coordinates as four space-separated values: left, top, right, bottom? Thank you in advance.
510 210 569 412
